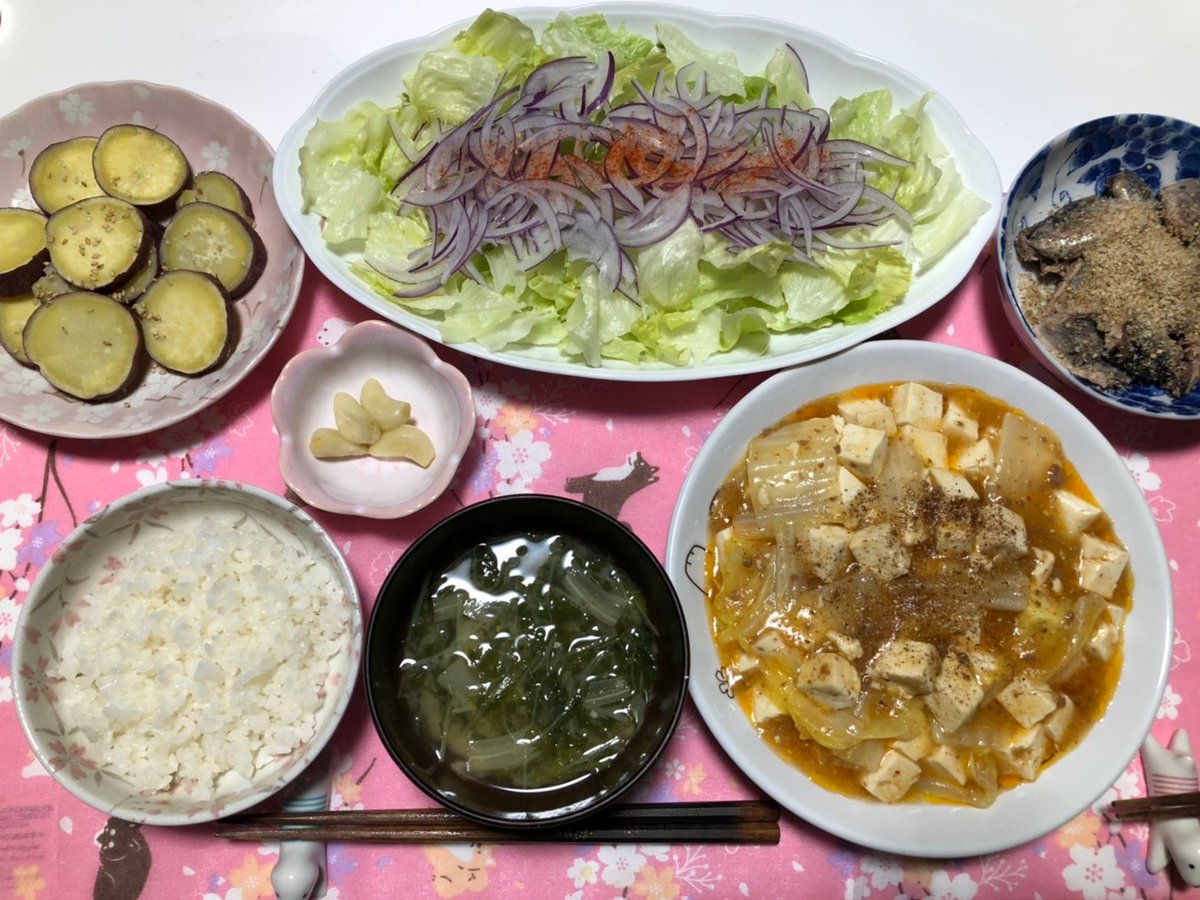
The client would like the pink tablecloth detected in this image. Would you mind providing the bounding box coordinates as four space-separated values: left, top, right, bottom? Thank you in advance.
1 251 1197 900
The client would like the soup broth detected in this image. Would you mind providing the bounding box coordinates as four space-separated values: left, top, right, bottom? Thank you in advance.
705 381 1131 806
398 532 657 795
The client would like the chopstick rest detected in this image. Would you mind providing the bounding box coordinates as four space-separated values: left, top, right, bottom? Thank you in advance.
1108 731 1200 891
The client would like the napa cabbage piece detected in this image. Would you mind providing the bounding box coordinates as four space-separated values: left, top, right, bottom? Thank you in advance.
990 411 1059 505
745 417 841 523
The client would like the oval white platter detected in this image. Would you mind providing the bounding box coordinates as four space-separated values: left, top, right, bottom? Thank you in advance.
274 3 1000 382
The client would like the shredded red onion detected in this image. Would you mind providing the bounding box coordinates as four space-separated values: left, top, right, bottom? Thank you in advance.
376 46 913 298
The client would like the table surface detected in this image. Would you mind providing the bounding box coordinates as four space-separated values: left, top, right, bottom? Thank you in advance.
2 3 1199 898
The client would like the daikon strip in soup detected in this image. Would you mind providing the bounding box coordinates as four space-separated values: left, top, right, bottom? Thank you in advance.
706 381 1131 806
398 532 657 794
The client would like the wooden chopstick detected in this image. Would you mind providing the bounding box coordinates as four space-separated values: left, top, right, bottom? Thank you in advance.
216 800 781 845
223 799 779 828
1111 791 1200 820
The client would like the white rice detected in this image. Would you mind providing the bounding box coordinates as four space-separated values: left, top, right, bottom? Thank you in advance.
53 515 348 801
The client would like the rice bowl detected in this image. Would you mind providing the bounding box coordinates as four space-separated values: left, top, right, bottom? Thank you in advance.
14 479 362 825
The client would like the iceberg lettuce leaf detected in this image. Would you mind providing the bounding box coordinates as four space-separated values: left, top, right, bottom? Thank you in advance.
405 48 501 126
541 12 655 69
655 22 746 97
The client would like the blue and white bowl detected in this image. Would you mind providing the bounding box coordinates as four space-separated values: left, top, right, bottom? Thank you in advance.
996 113 1200 419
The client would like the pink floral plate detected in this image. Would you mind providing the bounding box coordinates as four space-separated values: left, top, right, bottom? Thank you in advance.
0 81 304 439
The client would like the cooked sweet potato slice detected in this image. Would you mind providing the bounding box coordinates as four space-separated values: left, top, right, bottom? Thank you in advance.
0 207 50 296
160 202 265 298
46 196 151 291
0 294 40 365
92 124 191 210
135 270 231 375
31 263 73 302
176 171 255 224
28 136 104 214
23 291 143 400
110 244 160 305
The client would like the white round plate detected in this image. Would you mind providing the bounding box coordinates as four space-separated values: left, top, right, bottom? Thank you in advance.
273 4 1000 382
0 81 304 438
665 340 1172 857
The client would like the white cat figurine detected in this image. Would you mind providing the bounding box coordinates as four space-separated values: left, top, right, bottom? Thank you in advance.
1141 730 1200 887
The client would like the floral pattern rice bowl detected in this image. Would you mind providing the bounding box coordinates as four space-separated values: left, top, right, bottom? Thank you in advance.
13 479 362 825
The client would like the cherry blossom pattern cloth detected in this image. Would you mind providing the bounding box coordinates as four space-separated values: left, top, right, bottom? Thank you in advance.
0 253 1195 900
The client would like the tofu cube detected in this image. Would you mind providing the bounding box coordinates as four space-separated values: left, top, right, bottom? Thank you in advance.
976 504 1027 558
942 398 979 443
1086 604 1127 662
935 505 975 554
1087 619 1120 662
826 629 863 661
965 648 1006 691
1079 534 1129 598
838 466 869 509
860 749 922 803
890 382 944 430
1044 695 1076 745
925 652 985 733
897 514 928 547
892 729 933 762
849 524 911 581
936 517 974 554
998 726 1048 781
751 689 787 723
871 639 940 695
955 437 995 477
806 524 851 583
996 675 1058 728
839 423 889 479
927 467 979 500
926 744 968 785
1054 490 1101 536
1031 548 1056 585
730 652 759 676
838 397 896 433
796 652 861 710
752 629 788 656
899 424 949 470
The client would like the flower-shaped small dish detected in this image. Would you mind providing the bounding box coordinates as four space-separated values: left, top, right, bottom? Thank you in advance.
0 81 304 439
997 113 1200 418
271 320 474 518
13 479 362 826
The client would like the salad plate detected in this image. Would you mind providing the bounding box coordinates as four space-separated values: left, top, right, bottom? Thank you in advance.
0 81 304 439
274 3 1001 382
665 341 1172 856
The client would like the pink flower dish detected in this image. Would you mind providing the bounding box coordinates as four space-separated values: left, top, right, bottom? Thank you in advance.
271 320 475 518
